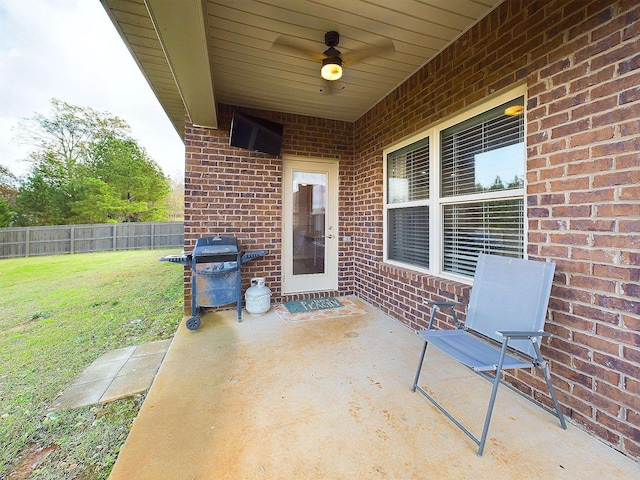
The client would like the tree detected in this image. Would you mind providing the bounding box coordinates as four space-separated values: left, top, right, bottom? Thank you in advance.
15 165 67 225
13 99 171 225
165 177 185 221
0 166 18 227
16 98 131 169
88 136 170 222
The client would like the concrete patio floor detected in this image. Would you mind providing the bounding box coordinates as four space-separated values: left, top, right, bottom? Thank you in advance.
109 297 640 479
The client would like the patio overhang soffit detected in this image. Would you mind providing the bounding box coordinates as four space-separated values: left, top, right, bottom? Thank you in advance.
102 0 216 136
100 0 504 140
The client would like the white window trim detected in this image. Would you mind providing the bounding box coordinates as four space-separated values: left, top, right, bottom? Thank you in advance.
383 84 527 284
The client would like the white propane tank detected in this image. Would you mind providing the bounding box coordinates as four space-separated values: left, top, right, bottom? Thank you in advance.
245 277 271 315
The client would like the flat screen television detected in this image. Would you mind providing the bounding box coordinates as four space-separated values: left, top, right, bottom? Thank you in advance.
229 110 284 156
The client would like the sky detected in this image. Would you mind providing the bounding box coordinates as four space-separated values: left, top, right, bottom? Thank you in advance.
0 0 185 180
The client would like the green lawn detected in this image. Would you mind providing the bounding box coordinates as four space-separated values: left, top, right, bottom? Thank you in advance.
0 249 185 479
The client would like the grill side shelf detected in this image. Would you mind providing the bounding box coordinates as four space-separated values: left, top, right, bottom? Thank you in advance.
241 250 269 262
159 254 190 265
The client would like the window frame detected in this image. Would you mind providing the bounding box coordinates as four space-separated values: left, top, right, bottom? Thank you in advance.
382 85 527 283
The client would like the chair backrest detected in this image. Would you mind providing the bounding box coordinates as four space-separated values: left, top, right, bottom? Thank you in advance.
465 254 556 358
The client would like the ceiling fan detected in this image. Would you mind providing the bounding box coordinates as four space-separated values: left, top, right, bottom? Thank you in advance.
273 31 394 88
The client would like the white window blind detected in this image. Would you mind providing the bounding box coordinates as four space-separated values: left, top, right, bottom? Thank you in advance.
388 206 430 268
387 138 429 204
443 199 524 277
440 96 525 277
386 138 429 267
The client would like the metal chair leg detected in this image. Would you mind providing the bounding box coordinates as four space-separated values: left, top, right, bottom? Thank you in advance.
478 340 509 456
532 340 567 429
412 340 429 392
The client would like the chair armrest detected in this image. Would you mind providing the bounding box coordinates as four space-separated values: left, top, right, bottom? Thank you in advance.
498 331 552 339
424 300 467 329
425 300 467 308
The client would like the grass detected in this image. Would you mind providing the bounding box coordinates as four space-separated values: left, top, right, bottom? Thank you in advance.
0 249 185 479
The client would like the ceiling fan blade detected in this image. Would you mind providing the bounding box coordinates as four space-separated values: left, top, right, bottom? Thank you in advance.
341 38 395 66
272 35 325 61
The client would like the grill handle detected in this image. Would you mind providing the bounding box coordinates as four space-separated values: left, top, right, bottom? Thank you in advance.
194 264 239 275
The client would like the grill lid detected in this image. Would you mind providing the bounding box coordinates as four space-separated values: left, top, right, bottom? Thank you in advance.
193 236 239 256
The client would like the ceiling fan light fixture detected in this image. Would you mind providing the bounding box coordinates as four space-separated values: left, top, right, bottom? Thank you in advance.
321 56 343 81
505 105 524 116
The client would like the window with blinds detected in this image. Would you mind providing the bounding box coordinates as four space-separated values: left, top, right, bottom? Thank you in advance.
440 97 525 277
383 89 525 279
386 138 429 267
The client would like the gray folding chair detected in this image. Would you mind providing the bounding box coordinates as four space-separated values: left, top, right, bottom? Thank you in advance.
412 254 566 456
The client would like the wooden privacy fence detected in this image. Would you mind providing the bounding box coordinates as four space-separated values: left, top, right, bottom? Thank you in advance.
0 222 184 259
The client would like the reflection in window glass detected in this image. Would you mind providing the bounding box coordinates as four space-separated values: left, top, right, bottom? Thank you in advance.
292 172 326 275
441 97 524 197
387 138 429 204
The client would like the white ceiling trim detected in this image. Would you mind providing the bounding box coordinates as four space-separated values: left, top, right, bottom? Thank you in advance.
145 0 218 128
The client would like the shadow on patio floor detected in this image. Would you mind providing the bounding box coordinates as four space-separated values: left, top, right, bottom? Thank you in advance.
109 296 639 479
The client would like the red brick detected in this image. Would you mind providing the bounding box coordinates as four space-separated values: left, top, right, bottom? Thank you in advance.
574 357 621 386
596 203 640 217
593 170 640 188
569 188 615 204
593 234 640 249
553 362 593 388
593 103 640 128
570 127 615 148
626 376 640 396
596 410 640 445
573 303 620 325
549 147 590 165
569 219 615 231
570 274 617 293
550 204 592 217
549 177 590 191
593 71 640 100
596 323 640 348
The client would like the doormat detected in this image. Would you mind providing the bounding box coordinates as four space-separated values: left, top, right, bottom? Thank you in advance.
275 298 367 322
284 297 343 313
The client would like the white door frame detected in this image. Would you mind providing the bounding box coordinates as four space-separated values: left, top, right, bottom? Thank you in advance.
282 156 339 294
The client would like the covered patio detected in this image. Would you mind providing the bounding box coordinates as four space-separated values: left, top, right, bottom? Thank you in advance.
101 0 640 471
108 299 639 479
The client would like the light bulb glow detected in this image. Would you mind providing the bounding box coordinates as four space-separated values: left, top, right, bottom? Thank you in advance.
321 58 343 81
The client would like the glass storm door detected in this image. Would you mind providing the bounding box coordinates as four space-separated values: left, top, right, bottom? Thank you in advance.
282 158 338 294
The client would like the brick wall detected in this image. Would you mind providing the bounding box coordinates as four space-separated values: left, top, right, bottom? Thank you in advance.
184 104 355 304
351 0 640 459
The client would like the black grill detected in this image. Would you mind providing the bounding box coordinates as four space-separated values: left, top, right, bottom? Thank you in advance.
160 236 268 330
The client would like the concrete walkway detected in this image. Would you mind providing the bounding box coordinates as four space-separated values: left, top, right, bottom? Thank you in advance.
108 297 640 479
49 340 171 411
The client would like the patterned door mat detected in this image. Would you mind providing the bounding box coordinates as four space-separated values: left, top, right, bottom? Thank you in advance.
275 298 367 322
283 297 343 313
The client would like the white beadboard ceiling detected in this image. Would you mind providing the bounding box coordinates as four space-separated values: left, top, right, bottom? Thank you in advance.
101 0 503 137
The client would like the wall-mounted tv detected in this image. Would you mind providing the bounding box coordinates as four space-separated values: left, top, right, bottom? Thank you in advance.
229 110 284 156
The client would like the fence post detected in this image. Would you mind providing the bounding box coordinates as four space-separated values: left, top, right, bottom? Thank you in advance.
113 224 117 251
25 228 30 257
151 223 155 249
70 225 75 254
